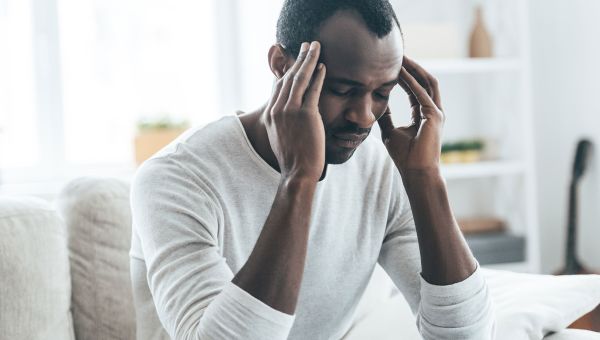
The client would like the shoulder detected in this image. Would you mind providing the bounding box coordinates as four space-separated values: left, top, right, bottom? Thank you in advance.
147 115 241 162
134 115 246 182
131 115 242 203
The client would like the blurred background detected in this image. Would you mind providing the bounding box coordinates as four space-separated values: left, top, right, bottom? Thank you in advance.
1 0 599 274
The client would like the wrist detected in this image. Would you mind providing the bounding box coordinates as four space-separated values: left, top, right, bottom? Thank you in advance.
281 166 323 184
400 166 443 182
280 175 318 193
400 167 445 194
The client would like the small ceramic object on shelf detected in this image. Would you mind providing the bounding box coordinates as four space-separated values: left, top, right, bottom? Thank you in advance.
469 5 493 58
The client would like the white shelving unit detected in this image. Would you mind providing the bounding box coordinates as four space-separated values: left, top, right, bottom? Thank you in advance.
420 58 522 74
390 0 540 273
441 161 524 180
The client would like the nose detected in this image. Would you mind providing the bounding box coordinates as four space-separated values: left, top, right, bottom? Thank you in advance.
343 95 375 129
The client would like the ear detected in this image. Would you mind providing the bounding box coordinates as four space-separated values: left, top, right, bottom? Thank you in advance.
268 44 294 79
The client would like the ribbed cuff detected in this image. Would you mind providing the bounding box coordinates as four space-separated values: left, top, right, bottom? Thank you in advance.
197 282 296 340
225 282 296 327
420 264 485 300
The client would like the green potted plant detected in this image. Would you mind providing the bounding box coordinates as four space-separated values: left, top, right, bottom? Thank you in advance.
441 138 485 164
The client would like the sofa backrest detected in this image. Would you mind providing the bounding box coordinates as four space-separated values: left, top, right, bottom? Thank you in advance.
0 196 75 340
57 177 136 340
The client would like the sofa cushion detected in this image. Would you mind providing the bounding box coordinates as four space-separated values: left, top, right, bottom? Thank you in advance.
0 196 75 340
57 178 135 340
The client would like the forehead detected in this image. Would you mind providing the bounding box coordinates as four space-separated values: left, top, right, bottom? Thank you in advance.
316 10 404 87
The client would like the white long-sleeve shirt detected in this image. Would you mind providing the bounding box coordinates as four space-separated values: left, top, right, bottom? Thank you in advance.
129 114 495 340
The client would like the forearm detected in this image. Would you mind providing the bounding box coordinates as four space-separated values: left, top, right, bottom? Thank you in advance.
231 176 316 315
401 168 476 285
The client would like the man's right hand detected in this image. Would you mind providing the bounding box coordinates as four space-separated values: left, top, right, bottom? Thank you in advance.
265 41 327 182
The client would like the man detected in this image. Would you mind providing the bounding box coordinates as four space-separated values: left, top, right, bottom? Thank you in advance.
129 1 496 339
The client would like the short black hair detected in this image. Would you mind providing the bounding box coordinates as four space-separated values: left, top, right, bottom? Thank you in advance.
276 0 402 57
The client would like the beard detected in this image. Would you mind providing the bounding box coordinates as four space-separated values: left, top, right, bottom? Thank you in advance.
323 125 371 164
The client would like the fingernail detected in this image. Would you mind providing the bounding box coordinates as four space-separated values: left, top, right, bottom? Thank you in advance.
318 63 324 70
301 42 309 52
310 41 318 50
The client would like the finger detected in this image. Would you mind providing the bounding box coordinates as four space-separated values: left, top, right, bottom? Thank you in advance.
403 56 443 110
303 63 326 109
287 42 311 76
397 76 419 108
272 42 310 113
402 56 433 97
399 67 437 110
377 106 395 140
398 77 422 126
400 67 445 124
404 60 443 111
288 41 321 107
266 78 284 112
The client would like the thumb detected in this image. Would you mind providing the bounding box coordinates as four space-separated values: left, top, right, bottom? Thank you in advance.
415 117 442 152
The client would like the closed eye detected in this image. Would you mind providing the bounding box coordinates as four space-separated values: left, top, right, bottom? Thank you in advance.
328 87 393 100
375 92 390 100
329 88 352 97
375 85 395 100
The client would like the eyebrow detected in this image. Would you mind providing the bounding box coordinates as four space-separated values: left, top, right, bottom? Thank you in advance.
327 77 397 88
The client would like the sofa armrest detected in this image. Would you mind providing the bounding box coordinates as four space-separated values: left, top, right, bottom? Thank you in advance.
0 196 75 340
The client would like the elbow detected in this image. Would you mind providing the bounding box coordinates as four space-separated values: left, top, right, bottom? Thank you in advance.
171 310 207 340
415 293 496 340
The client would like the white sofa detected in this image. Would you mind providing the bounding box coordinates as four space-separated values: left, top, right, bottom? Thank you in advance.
0 178 135 340
1 177 599 340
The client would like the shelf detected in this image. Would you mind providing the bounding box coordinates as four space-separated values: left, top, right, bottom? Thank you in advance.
441 160 524 179
483 261 533 273
419 58 522 74
465 232 526 265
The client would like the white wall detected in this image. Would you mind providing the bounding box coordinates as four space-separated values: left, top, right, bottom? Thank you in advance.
236 0 283 111
530 0 600 273
231 0 600 274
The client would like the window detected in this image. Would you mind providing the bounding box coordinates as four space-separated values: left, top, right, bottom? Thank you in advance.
237 0 283 110
0 0 39 169
1 0 221 186
58 0 219 164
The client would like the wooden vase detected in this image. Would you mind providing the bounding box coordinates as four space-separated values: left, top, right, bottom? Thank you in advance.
469 6 493 58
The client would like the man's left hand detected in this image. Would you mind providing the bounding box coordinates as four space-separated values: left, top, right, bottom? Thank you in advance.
378 56 445 176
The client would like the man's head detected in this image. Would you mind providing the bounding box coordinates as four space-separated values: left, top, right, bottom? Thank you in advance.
270 0 404 164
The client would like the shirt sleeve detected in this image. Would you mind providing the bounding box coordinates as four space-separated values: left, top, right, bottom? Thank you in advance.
377 170 496 340
130 158 295 340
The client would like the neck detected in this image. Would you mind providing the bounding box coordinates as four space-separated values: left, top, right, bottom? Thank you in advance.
238 103 281 173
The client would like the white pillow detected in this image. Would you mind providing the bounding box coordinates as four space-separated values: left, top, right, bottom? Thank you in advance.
344 266 600 340
343 292 421 340
57 177 136 340
545 329 600 340
483 268 600 339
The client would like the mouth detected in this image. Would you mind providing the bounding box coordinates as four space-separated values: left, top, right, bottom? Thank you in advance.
332 133 368 149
